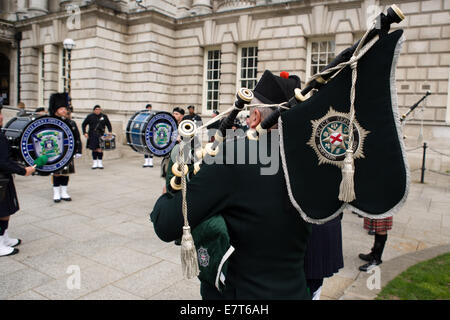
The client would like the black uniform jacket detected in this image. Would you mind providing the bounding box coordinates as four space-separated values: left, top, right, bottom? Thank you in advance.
70 119 82 155
151 134 312 299
0 132 26 217
81 113 112 150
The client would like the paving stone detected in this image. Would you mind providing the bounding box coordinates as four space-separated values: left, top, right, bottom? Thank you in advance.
79 285 144 300
20 248 97 279
89 246 161 274
0 258 28 276
150 279 201 300
34 263 125 300
0 268 52 300
114 261 184 298
7 290 49 300
10 234 73 262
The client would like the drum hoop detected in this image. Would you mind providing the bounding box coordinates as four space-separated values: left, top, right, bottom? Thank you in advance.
20 116 76 173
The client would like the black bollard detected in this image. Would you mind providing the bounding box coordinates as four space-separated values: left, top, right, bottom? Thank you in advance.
420 142 427 183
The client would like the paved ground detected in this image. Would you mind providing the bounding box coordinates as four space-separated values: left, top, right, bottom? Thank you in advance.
0 149 449 300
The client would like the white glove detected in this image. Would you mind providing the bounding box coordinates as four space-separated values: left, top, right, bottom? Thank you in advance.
75 153 82 159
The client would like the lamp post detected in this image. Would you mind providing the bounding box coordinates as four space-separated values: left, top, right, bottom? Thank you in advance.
63 38 75 109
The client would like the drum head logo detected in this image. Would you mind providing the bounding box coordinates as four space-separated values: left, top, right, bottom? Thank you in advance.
145 112 178 156
197 247 210 267
32 130 63 161
307 107 369 167
21 117 75 172
153 123 170 146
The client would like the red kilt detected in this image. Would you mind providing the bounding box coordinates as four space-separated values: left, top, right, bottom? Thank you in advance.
364 216 393 233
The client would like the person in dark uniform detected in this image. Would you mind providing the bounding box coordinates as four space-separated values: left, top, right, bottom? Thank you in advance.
0 109 35 257
182 105 202 125
48 93 82 202
82 105 112 169
304 214 344 299
143 104 154 168
151 72 312 299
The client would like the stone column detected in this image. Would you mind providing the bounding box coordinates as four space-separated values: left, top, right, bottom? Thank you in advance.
219 42 237 111
191 0 212 15
43 44 59 107
178 0 192 18
20 46 39 107
28 0 49 16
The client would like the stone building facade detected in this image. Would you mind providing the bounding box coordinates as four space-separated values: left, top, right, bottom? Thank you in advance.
0 0 449 168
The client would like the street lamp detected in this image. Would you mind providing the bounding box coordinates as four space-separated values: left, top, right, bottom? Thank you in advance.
63 38 75 109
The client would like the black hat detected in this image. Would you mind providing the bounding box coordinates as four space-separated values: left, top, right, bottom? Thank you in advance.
48 92 69 116
93 105 101 111
253 70 301 105
146 104 152 109
187 105 194 110
173 107 185 115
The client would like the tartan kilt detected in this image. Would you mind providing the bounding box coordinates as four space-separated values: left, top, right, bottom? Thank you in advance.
363 216 393 233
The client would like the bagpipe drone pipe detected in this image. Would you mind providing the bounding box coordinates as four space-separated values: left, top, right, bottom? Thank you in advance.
278 4 409 223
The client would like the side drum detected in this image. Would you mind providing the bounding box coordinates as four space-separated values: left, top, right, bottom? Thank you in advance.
100 133 116 151
2 115 76 173
126 110 178 157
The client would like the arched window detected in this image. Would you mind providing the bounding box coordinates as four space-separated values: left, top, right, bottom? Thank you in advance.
0 53 10 105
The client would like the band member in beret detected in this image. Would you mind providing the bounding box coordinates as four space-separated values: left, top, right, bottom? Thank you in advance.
143 104 154 168
151 71 313 299
48 93 82 203
0 110 35 256
183 105 202 126
82 105 112 169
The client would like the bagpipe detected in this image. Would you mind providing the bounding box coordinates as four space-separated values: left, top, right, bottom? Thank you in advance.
1 106 75 173
159 4 408 283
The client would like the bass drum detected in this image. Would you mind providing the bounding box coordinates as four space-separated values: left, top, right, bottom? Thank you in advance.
126 110 178 157
2 115 77 173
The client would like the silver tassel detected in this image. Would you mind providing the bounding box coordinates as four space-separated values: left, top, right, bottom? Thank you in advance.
338 149 356 202
181 226 200 279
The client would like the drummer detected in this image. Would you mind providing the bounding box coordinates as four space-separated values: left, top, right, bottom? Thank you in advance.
82 105 112 170
48 94 82 203
143 104 154 168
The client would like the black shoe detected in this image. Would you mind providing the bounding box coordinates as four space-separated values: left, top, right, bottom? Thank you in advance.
359 259 382 272
54 199 61 203
11 239 21 247
368 229 376 235
1 248 19 257
358 252 374 262
61 197 72 201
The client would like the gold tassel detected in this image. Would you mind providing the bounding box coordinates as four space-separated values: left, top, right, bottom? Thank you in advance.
181 226 200 279
338 150 356 202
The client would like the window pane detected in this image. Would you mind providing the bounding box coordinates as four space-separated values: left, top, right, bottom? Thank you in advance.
249 47 254 56
242 47 247 56
312 42 318 52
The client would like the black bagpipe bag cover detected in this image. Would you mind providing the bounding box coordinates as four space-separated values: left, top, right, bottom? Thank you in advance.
280 30 408 223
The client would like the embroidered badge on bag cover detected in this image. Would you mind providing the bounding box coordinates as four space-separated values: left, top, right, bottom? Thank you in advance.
307 107 370 168
197 247 210 267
